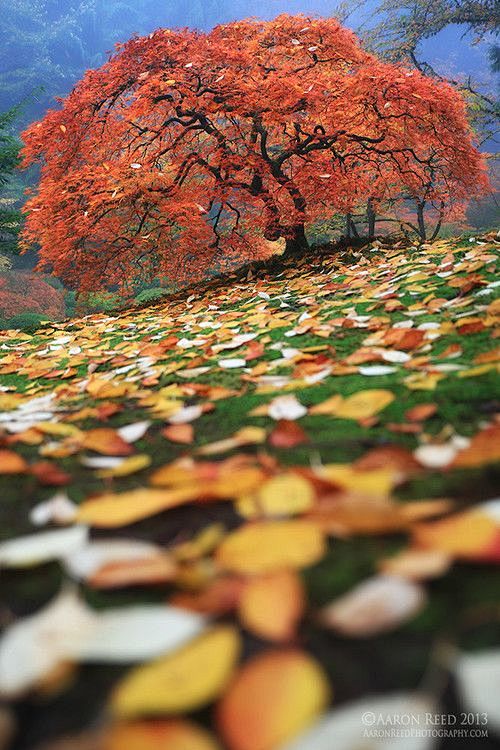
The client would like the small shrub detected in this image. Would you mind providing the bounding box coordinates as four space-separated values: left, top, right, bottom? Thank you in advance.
6 311 46 332
134 287 167 305
78 291 121 314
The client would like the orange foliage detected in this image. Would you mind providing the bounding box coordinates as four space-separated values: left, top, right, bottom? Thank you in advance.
21 15 488 291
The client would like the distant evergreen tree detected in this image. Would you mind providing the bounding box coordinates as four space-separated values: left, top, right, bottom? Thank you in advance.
0 106 23 257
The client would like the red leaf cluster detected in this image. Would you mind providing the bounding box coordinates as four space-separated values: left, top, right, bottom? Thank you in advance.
0 271 65 319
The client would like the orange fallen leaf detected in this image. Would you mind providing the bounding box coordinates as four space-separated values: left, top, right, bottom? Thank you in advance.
412 500 500 562
0 450 28 474
405 403 438 422
89 554 177 588
104 720 221 750
86 379 131 399
216 650 329 750
162 423 194 444
238 570 305 641
451 424 500 468
76 486 202 527
171 576 245 615
354 445 421 480
81 429 134 457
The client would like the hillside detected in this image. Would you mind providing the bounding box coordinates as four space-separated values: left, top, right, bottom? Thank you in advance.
0 234 499 749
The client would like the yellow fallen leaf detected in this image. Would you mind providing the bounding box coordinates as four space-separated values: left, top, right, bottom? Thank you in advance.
86 379 131 399
76 486 201 527
34 422 83 438
318 464 395 497
216 520 325 574
111 626 241 718
97 454 151 478
217 650 329 750
236 472 315 518
335 389 395 419
310 390 394 419
309 394 343 415
174 523 225 562
404 372 444 390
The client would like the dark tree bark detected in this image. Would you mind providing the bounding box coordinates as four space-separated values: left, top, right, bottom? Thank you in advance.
416 200 427 241
367 198 376 238
284 223 309 256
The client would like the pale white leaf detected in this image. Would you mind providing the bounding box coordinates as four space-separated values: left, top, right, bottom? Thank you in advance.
283 692 437 750
65 605 206 663
455 650 500 733
268 394 307 421
29 492 77 526
117 420 151 443
0 526 88 568
319 576 426 637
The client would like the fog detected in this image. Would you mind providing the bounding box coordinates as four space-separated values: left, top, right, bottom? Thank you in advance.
1 0 495 127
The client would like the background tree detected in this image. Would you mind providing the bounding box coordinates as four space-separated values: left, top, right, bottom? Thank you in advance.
0 106 24 258
21 15 488 291
344 0 499 148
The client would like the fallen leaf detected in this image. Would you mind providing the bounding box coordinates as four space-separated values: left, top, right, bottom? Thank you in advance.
111 625 240 718
81 429 134 456
282 692 436 750
0 450 28 474
319 575 426 637
29 492 77 526
0 526 88 568
217 650 329 750
66 605 206 663
97 454 151 478
76 486 201 527
412 499 500 561
378 548 452 580
162 423 194 444
451 424 500 468
116 421 151 442
216 520 325 574
238 570 305 641
0 589 95 698
268 420 309 448
237 473 315 518
455 650 500 734
104 720 222 750
405 404 438 422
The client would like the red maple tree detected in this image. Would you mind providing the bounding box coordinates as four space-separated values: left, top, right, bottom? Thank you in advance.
20 15 488 291
0 271 65 319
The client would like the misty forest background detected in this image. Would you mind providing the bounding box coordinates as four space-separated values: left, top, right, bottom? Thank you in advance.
0 0 498 328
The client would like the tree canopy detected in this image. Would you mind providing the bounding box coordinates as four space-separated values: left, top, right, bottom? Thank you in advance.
21 15 488 291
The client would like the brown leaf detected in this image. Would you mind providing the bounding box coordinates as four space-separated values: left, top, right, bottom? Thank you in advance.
268 420 309 448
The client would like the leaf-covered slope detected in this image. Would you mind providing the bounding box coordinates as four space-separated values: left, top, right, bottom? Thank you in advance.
0 235 499 749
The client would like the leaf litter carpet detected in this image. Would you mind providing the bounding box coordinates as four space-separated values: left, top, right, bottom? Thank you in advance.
0 235 499 750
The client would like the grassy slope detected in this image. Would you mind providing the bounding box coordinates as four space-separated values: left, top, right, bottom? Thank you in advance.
1 235 499 748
